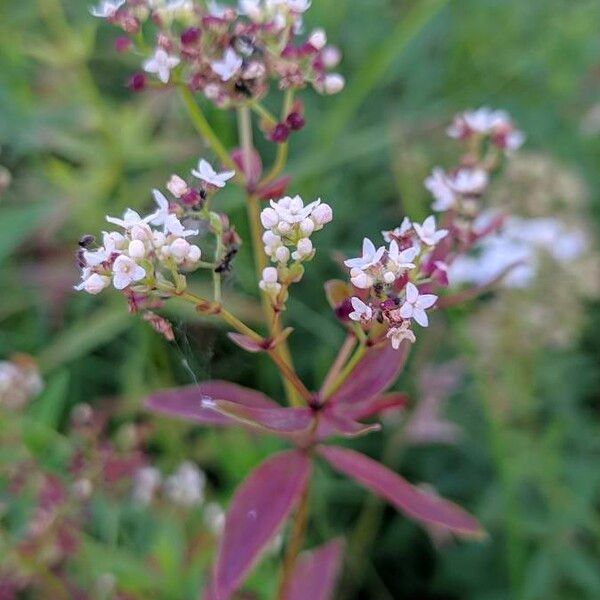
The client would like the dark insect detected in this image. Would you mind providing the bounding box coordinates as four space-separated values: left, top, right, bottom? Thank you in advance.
78 234 95 248
215 246 239 274
234 79 253 97
75 248 87 269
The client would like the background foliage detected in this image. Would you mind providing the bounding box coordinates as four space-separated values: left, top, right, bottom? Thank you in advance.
1 0 600 598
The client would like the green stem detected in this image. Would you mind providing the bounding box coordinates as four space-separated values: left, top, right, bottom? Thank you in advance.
322 342 366 400
178 86 238 174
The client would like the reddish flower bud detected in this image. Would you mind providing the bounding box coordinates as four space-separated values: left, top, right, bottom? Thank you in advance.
127 72 146 92
286 112 305 131
114 36 132 53
269 123 290 143
181 188 202 207
181 27 201 45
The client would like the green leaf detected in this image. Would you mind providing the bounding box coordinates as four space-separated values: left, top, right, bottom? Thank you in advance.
26 369 70 428
0 203 51 262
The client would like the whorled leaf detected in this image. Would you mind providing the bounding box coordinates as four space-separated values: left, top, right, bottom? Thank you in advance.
318 445 484 538
214 450 310 599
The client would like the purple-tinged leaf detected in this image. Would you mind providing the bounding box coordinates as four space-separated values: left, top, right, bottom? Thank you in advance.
256 175 291 201
282 539 344 600
327 341 410 406
344 392 408 421
317 408 381 440
318 446 484 538
145 380 277 427
227 333 265 353
214 450 310 599
202 398 313 435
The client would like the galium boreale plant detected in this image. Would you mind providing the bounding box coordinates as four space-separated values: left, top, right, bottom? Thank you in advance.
78 2 530 597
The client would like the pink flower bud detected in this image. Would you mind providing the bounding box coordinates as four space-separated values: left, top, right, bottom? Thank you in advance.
296 237 313 258
114 36 132 53
324 73 345 94
312 203 333 225
262 267 278 284
167 175 188 198
260 207 279 228
274 246 290 263
128 239 146 259
127 72 146 92
309 28 327 50
170 238 191 261
180 27 200 45
187 245 201 262
269 123 290 143
286 112 305 131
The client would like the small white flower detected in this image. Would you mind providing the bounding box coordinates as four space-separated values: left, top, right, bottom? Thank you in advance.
168 237 192 262
271 196 319 225
387 322 416 349
321 46 341 68
274 245 290 263
90 0 124 18
83 247 110 267
399 282 437 327
344 238 385 270
413 216 448 247
382 217 412 243
448 168 488 195
112 255 146 290
191 159 235 188
106 208 157 230
348 297 372 323
387 240 418 271
425 168 456 212
292 237 313 260
74 273 111 294
151 189 170 227
164 462 205 507
133 467 162 506
259 266 282 296
164 214 199 237
260 207 280 228
166 175 188 199
350 268 374 290
211 48 243 81
311 202 333 227
143 48 180 84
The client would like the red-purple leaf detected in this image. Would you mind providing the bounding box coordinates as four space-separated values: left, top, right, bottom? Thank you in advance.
317 408 381 440
318 446 484 538
282 539 344 600
214 450 310 599
227 333 265 353
202 399 313 434
344 392 409 421
256 175 291 200
145 380 277 427
327 341 410 406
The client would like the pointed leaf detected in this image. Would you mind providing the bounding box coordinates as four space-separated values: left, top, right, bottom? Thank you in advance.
145 380 277 426
256 175 291 200
283 539 344 600
202 399 313 434
344 392 408 421
317 409 381 440
318 446 483 538
215 450 310 599
328 341 410 406
227 333 265 353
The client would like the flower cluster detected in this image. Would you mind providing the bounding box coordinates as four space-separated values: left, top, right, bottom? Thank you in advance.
259 194 332 302
0 355 43 411
91 0 344 115
341 215 448 349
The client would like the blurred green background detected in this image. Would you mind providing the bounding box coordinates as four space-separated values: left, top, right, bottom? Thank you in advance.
1 0 600 598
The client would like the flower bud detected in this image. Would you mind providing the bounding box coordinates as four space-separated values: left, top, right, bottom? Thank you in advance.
167 175 188 198
277 221 292 235
299 218 315 236
128 239 146 259
274 246 290 263
269 123 290 143
260 207 280 228
295 237 313 258
262 267 278 284
127 72 146 92
324 73 345 95
311 203 333 226
286 112 305 131
187 245 201 262
81 274 111 295
321 46 341 68
309 28 327 50
169 238 191 261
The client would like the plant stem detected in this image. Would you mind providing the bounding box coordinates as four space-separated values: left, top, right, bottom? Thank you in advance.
277 483 310 599
178 86 238 174
236 106 301 406
266 350 312 403
320 333 357 397
322 342 367 400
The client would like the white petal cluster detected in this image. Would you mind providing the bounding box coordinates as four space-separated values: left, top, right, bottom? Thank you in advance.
260 195 332 265
191 158 235 188
75 205 202 295
164 461 206 507
425 167 489 212
143 47 181 84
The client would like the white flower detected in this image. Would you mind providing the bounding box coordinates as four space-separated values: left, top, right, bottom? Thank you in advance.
448 168 488 195
387 322 416 349
259 266 282 296
425 168 489 212
112 255 146 290
413 216 448 246
292 237 313 260
387 240 418 271
239 0 262 20
286 0 311 12
191 159 235 188
151 190 170 227
164 214 198 237
211 48 243 81
106 208 157 230
133 467 162 506
425 168 456 212
164 462 205 507
382 217 412 243
128 239 147 259
260 207 280 228
166 175 188 198
504 130 525 152
350 268 374 289
143 48 180 84
399 282 438 327
168 238 192 262
344 238 385 270
74 273 111 294
270 196 319 225
311 203 333 227
90 0 124 18
309 28 327 50
348 297 372 323
83 247 110 267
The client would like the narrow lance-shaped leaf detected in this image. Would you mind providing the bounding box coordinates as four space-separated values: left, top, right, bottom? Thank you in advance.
318 446 484 538
282 539 344 600
214 450 311 599
327 341 410 406
202 398 313 435
145 380 277 426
